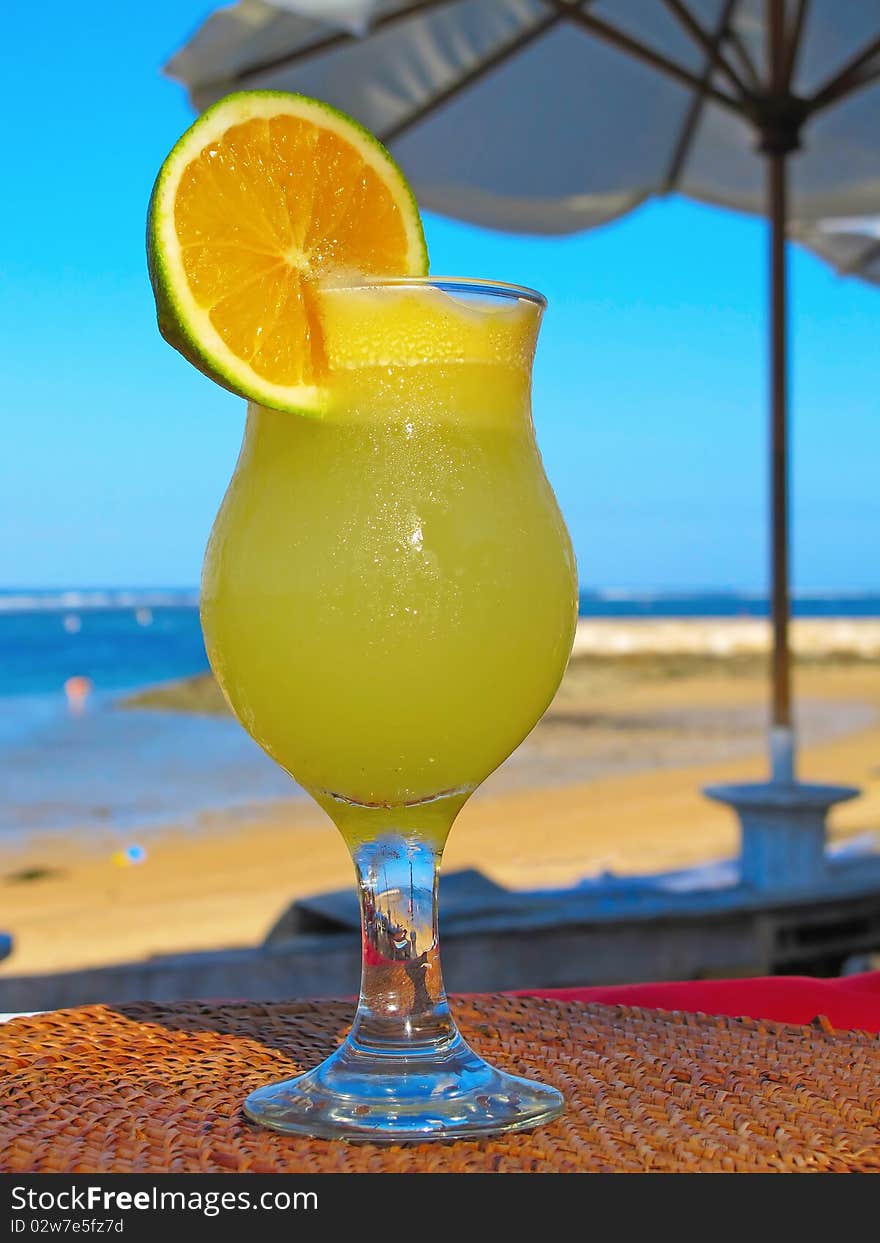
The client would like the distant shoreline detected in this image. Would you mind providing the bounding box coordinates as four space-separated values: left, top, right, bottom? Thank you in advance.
572 617 880 657
121 618 880 720
3 595 880 706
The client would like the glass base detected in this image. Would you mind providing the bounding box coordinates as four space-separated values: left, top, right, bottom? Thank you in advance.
243 1028 563 1143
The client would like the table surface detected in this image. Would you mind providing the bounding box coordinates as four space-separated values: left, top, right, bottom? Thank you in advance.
2 986 879 1173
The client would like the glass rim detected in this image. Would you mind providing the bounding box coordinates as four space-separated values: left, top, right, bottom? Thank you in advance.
321 275 547 309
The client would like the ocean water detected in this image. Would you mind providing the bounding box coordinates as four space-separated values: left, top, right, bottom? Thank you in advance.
1 588 878 838
577 590 880 618
0 593 205 700
0 590 292 837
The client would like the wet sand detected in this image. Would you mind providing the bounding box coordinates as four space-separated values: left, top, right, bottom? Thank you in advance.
2 656 879 977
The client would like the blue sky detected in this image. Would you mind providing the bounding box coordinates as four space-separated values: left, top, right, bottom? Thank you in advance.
1 1 877 592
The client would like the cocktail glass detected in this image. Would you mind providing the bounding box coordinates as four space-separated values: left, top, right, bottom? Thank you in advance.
201 277 578 1141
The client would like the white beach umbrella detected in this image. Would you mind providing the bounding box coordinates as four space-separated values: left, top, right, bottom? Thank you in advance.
165 0 880 786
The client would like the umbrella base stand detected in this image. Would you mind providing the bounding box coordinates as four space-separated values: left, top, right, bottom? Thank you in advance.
703 781 861 893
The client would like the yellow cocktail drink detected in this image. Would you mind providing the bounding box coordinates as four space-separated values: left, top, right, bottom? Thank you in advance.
201 281 577 840
200 277 575 1140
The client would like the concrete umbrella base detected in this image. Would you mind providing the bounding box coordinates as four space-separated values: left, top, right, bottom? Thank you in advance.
703 781 861 893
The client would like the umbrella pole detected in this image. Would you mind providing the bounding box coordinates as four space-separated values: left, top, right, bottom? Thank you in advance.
768 146 793 783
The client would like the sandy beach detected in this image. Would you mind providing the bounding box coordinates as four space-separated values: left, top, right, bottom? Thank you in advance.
2 625 879 978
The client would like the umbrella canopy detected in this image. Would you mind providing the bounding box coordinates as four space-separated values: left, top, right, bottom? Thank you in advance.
165 0 880 780
166 1 880 247
799 213 880 283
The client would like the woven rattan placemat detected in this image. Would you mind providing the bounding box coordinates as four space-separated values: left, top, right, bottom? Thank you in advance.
1 994 879 1172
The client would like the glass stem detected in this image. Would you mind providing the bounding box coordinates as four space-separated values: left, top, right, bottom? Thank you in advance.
348 832 457 1055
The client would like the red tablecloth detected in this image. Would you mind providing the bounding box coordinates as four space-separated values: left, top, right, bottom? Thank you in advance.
519 972 880 1032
